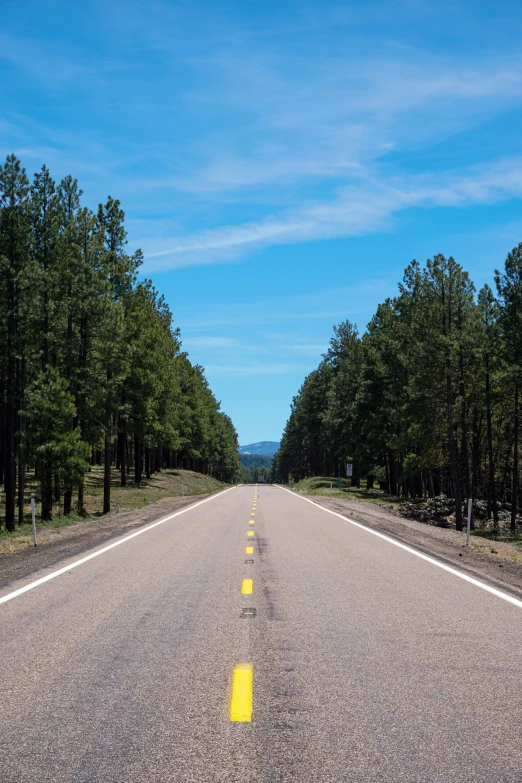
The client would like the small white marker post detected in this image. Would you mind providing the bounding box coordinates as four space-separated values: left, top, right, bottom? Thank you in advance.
182 483 184 498
31 493 37 547
466 497 472 546
330 482 332 500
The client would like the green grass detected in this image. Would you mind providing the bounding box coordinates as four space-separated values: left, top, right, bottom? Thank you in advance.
290 476 397 508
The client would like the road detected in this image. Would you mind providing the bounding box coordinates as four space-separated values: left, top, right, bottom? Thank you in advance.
1 485 521 782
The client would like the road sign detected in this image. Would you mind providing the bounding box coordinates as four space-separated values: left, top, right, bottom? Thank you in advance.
346 463 353 477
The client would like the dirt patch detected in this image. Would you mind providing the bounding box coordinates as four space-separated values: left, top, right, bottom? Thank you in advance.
0 492 222 591
303 493 522 600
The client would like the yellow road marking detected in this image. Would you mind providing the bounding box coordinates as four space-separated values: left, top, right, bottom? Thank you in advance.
247 531 255 537
250 512 255 516
230 664 253 722
241 578 253 594
249 520 254 525
245 546 254 554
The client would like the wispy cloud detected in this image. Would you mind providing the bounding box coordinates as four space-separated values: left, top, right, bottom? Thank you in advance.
4 1 522 279
140 157 522 271
0 32 89 87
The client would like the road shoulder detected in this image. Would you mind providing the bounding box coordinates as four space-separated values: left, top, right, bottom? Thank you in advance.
0 493 222 591
301 492 522 599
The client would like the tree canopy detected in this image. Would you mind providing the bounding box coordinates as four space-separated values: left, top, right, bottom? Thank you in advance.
273 250 522 533
0 155 240 529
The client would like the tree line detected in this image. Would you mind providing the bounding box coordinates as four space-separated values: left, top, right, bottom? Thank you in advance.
0 154 241 531
273 249 522 533
240 454 273 484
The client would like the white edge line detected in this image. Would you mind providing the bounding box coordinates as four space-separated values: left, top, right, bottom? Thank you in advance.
0 487 237 606
278 486 522 610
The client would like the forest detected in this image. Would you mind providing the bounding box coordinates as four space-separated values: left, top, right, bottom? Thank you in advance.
273 250 522 533
0 155 241 532
240 454 273 484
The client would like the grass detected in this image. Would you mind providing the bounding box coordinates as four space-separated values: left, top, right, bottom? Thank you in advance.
470 527 522 546
0 466 228 554
290 476 397 508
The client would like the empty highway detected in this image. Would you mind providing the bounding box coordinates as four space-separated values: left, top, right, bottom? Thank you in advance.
1 485 521 782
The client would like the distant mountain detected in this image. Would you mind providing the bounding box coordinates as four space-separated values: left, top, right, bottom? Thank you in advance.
239 441 280 456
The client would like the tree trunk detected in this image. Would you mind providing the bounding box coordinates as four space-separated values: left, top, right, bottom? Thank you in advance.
511 384 519 533
447 381 463 531
5 278 16 532
459 351 473 529
485 360 498 528
388 450 397 496
77 481 85 515
103 423 111 514
41 464 53 521
63 489 72 516
119 429 126 486
103 372 112 515
134 435 142 484
54 472 61 503
17 458 24 526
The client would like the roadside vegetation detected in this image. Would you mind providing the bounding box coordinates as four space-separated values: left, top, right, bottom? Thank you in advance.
0 155 241 533
0 466 225 554
273 250 522 538
291 476 397 509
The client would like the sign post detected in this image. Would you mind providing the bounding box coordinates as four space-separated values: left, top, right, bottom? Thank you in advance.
346 463 353 477
466 498 472 546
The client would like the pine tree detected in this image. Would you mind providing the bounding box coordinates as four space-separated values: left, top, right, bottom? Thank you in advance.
495 243 522 532
0 155 30 531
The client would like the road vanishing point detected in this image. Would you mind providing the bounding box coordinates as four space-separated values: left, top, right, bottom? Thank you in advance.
1 485 521 782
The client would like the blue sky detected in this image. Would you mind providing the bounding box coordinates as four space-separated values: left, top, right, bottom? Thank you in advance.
2 0 522 444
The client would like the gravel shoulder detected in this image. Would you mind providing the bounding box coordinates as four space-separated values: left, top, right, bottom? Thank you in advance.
0 492 223 591
301 492 522 600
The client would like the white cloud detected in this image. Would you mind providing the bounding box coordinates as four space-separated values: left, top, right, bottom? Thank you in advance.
140 157 522 272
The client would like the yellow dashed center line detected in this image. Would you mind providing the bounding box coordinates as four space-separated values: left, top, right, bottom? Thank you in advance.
230 664 253 722
228 492 260 722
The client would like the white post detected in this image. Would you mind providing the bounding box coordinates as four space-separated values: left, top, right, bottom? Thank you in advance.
182 483 184 497
466 497 472 546
31 493 37 547
330 482 332 500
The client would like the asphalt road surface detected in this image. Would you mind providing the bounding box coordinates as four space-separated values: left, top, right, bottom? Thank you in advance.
1 485 521 782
